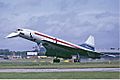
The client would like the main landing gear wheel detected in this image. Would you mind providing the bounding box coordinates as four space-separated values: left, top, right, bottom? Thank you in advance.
74 59 80 62
53 58 60 63
73 53 81 63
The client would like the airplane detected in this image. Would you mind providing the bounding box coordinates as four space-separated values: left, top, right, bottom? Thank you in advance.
6 28 102 62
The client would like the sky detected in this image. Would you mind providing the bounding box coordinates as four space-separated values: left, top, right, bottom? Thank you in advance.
0 0 119 51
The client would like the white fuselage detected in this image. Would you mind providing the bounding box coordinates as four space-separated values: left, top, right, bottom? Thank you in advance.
7 28 93 51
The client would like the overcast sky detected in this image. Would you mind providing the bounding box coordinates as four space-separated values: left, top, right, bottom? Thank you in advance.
0 0 119 51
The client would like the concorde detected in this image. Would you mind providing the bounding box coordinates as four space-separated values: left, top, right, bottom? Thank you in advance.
6 28 102 62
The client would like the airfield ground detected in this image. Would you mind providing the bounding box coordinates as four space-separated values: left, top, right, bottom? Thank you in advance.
0 59 119 69
0 72 119 79
0 59 119 79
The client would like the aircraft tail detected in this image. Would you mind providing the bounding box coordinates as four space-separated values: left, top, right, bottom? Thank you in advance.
80 35 95 51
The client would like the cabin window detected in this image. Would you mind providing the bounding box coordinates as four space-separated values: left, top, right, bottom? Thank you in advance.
17 29 23 31
20 32 24 35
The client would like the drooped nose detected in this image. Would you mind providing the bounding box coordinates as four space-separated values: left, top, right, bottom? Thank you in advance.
6 32 20 38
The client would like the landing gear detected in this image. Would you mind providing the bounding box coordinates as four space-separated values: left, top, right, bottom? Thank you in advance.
53 58 60 63
37 43 46 54
74 59 80 62
73 53 81 63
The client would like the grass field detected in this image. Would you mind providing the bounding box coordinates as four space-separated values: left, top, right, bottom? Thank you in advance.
0 72 119 79
0 60 119 79
0 60 119 69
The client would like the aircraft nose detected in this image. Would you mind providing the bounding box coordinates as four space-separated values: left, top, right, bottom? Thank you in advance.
6 32 20 38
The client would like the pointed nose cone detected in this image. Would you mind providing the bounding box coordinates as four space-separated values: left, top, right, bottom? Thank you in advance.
6 32 20 38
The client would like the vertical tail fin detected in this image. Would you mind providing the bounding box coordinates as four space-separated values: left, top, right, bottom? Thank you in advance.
80 35 95 51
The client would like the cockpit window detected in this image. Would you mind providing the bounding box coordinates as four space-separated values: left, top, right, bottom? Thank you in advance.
17 29 23 31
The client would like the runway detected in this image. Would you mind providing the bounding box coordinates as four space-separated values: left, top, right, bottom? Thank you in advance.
0 68 119 72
